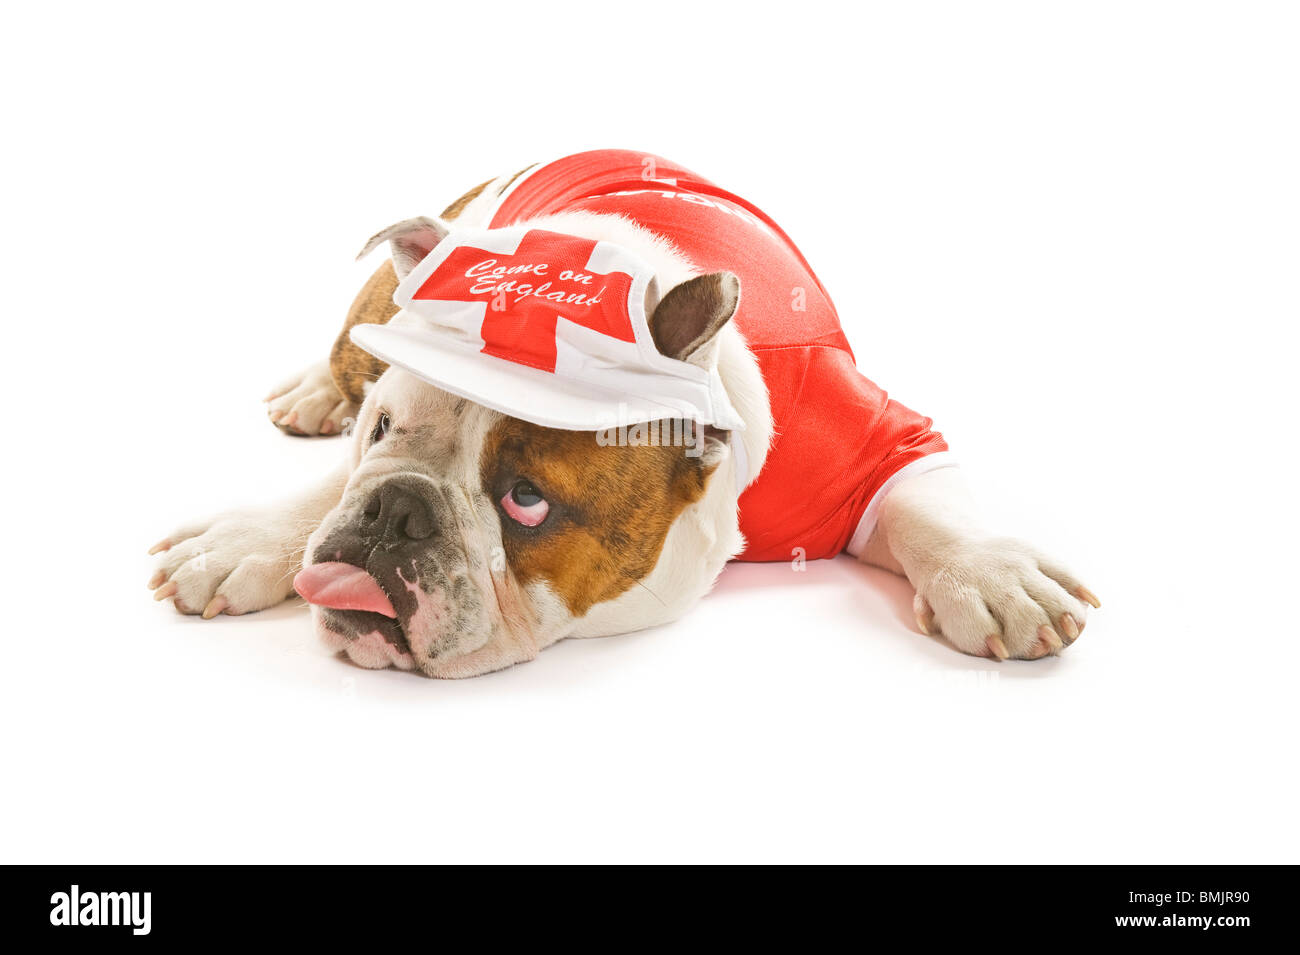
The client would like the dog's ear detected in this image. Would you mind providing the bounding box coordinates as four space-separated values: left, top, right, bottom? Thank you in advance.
648 272 740 368
356 216 451 279
649 273 741 469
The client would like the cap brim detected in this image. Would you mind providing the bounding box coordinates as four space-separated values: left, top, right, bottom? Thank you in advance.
351 323 708 431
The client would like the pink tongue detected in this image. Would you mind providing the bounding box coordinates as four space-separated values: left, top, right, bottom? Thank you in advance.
294 562 397 618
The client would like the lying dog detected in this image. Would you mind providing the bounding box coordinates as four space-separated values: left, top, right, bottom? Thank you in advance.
149 150 1099 678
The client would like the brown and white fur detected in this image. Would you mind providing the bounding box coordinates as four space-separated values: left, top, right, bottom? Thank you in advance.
148 166 1099 678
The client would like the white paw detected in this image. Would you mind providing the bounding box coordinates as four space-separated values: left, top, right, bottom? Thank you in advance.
147 515 300 618
910 537 1100 660
265 360 357 436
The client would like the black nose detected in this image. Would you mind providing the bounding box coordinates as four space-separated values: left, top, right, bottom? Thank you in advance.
362 479 436 541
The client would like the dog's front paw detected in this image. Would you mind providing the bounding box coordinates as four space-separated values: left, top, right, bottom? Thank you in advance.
910 538 1100 660
147 516 299 618
265 360 357 436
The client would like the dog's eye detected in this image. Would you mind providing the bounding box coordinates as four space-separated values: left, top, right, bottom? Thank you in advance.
501 479 549 527
370 412 391 445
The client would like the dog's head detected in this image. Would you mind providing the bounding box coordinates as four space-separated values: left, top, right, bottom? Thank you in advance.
297 218 757 677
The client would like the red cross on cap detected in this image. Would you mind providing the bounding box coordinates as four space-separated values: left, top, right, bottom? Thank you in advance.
410 230 637 374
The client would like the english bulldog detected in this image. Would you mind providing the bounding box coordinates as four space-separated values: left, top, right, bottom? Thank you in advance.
148 150 1099 678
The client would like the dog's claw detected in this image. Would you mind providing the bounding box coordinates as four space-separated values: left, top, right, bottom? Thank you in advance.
148 539 171 555
147 570 166 589
1026 636 1051 659
1059 613 1080 642
202 595 229 619
913 593 935 636
986 635 1009 660
153 581 178 601
1074 586 1101 609
1038 624 1063 654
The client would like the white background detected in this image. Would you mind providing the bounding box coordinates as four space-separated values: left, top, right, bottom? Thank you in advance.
3 1 1296 863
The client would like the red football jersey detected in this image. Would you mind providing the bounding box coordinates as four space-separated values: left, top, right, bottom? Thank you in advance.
489 150 950 562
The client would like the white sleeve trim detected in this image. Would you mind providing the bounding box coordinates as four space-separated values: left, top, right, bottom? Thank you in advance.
844 451 959 558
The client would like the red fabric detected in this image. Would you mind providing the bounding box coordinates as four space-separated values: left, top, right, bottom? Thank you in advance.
491 150 947 562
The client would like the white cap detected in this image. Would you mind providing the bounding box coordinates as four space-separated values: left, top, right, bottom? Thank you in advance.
350 226 745 433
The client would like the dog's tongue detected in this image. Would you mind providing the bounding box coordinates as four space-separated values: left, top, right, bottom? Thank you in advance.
294 562 396 618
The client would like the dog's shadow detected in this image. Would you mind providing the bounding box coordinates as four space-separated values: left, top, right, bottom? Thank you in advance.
206 554 1064 695
711 554 1067 680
